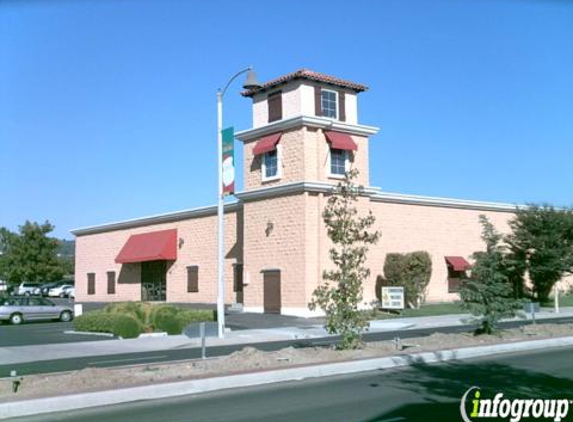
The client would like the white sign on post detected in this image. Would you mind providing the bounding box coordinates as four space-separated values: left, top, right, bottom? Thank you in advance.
381 286 405 310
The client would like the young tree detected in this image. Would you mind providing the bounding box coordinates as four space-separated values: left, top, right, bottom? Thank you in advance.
506 205 573 302
2 221 64 284
459 216 523 334
309 169 381 349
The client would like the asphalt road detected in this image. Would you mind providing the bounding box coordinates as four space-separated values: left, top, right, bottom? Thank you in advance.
11 346 573 422
2 316 573 378
0 321 113 347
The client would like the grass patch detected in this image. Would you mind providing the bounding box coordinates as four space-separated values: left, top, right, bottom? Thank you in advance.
362 302 465 320
541 294 573 308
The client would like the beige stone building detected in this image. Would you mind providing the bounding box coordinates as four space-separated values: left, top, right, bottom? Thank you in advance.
73 69 524 317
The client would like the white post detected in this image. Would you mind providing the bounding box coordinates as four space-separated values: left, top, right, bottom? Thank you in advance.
555 284 560 314
216 89 225 338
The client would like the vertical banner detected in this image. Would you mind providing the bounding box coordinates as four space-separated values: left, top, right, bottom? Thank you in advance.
221 126 235 196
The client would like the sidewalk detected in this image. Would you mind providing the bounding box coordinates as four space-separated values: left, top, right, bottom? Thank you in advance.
1 307 572 366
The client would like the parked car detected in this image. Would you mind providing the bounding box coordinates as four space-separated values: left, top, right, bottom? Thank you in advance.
39 281 67 297
0 296 74 324
17 282 41 296
48 284 74 297
62 286 75 298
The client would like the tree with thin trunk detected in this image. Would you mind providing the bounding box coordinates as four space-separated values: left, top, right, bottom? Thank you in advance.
459 216 523 334
309 169 381 349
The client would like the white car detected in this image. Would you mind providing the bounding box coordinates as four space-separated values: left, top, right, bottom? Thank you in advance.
17 282 42 296
62 286 75 298
48 284 74 297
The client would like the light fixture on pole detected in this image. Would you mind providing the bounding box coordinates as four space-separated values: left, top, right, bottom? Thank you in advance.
216 67 261 338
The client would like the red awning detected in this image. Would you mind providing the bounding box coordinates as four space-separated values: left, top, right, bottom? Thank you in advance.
324 131 358 151
445 256 471 271
115 229 177 264
253 133 282 156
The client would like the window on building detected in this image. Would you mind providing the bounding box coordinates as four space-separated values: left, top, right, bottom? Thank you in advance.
107 271 116 294
321 89 338 119
187 266 199 293
445 256 471 293
263 149 279 180
330 148 348 176
447 267 466 293
267 91 282 122
87 273 95 295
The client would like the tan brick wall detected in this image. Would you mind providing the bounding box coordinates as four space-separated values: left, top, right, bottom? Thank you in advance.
243 128 306 191
301 194 542 310
242 194 307 309
75 209 242 304
243 127 369 191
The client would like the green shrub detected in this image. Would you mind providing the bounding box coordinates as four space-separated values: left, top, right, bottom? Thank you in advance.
103 302 149 325
73 310 143 339
109 314 143 339
383 251 432 308
152 306 215 335
75 304 214 337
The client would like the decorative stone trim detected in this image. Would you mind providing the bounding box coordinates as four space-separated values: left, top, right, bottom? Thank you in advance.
371 191 518 212
71 202 241 236
235 115 379 142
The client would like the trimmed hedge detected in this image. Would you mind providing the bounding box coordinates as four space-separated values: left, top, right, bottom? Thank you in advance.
73 310 143 339
75 303 215 337
151 306 215 335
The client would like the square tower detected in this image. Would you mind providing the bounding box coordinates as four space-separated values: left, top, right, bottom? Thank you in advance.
236 69 379 192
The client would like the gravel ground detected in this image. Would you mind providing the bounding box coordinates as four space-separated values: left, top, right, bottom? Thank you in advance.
1 323 572 402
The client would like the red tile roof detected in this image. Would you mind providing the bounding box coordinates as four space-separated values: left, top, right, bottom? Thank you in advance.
241 69 368 97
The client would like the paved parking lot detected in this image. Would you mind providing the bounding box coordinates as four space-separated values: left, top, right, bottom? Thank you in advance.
0 298 323 347
0 321 112 347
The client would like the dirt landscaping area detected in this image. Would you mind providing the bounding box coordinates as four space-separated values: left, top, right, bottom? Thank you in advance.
2 323 573 402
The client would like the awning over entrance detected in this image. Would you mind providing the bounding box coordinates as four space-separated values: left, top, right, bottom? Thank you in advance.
115 229 177 264
324 131 358 151
445 256 471 271
253 132 282 156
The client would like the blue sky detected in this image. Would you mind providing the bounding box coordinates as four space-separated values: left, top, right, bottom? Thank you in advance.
1 0 572 239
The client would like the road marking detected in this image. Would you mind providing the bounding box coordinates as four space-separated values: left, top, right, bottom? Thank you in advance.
88 355 169 366
378 417 405 422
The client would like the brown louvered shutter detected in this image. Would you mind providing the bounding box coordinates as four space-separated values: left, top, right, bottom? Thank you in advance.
338 90 346 121
314 86 322 116
187 266 199 293
87 273 95 295
233 264 243 293
268 91 282 122
107 271 116 294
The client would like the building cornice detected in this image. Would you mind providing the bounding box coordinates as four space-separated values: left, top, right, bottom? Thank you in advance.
371 191 518 212
71 187 520 236
71 202 241 236
235 115 380 142
234 181 379 202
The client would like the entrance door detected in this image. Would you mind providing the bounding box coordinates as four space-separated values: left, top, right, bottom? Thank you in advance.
141 260 167 301
263 270 281 314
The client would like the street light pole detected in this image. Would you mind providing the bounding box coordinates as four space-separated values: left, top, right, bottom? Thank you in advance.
216 67 261 339
216 88 225 338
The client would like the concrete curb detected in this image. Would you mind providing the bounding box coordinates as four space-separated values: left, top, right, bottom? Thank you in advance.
2 336 573 420
63 331 115 338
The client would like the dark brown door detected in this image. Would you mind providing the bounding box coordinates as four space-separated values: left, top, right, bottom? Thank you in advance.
263 270 281 314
